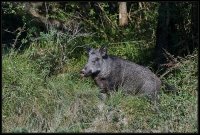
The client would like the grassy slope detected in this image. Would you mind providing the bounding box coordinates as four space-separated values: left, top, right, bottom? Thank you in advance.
2 49 198 133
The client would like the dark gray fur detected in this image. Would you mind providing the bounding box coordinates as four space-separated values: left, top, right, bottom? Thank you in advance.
80 47 162 105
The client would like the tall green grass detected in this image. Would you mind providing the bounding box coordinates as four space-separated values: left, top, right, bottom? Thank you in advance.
2 26 197 133
2 51 100 132
2 47 197 133
2 2 197 133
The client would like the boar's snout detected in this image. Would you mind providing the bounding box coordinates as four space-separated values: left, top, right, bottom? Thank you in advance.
80 68 92 77
80 69 85 77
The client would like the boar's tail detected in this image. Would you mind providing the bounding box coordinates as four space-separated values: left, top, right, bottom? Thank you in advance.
161 81 179 94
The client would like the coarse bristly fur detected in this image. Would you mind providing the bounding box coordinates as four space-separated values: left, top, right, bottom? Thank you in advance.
80 47 177 111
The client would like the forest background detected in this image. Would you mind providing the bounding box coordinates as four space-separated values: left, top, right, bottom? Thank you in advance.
2 2 198 133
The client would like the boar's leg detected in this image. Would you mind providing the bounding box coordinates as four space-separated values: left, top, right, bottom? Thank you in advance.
140 81 161 113
94 77 110 93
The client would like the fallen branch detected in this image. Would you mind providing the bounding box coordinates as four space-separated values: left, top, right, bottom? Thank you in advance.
159 49 181 79
159 64 179 79
4 23 26 48
12 24 26 48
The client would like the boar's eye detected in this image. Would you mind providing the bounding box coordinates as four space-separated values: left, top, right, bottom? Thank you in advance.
91 57 99 64
95 57 100 61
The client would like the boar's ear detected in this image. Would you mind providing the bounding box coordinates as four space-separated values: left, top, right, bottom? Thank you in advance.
99 47 108 58
86 47 91 53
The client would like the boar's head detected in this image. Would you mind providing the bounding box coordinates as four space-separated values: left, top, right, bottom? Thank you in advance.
80 47 107 77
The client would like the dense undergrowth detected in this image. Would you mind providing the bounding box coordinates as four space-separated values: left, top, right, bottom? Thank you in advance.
2 45 198 133
2 2 198 133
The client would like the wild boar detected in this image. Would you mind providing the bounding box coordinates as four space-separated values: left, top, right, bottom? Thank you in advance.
80 47 175 109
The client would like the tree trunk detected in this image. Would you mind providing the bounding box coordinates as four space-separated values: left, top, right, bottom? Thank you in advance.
119 2 128 26
154 2 169 69
191 2 199 49
154 2 198 72
154 2 178 70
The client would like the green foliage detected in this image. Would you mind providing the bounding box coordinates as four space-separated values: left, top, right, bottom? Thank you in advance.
2 2 197 133
11 127 29 133
2 50 98 132
107 41 154 65
2 46 198 133
26 26 91 77
2 2 25 15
